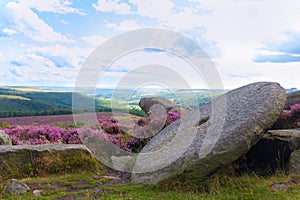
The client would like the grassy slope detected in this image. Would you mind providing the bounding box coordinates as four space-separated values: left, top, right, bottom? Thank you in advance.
0 95 31 101
1 170 300 199
0 87 105 116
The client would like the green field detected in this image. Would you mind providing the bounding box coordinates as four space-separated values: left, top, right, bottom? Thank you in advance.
1 168 300 199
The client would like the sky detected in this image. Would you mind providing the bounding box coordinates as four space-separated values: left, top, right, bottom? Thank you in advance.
0 0 300 89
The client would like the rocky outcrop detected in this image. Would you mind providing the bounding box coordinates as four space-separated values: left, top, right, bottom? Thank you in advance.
285 90 300 109
131 82 286 184
0 130 12 145
4 179 30 194
139 97 191 115
264 129 300 150
237 129 300 173
0 144 94 177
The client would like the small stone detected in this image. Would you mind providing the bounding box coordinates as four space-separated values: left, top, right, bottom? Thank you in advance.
4 179 30 194
0 130 12 145
33 190 43 197
271 183 288 192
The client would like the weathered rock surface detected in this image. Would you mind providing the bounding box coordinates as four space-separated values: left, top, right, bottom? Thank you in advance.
4 179 30 194
264 129 300 150
0 130 12 145
131 82 286 184
285 90 300 109
289 150 300 176
0 144 92 174
139 97 191 115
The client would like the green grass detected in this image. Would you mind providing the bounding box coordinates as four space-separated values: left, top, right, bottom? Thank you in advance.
1 170 300 199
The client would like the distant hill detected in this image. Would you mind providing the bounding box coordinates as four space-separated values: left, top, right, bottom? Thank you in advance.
1 85 297 118
7 85 295 118
0 87 111 118
286 88 298 93
0 86 224 118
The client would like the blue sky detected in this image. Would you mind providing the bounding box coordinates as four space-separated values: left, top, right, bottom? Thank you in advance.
0 0 300 89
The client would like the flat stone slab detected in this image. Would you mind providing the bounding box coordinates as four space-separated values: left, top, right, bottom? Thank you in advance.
131 82 286 184
0 144 92 174
264 129 300 150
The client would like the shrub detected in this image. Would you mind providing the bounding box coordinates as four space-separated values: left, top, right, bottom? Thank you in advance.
0 122 11 128
273 103 300 129
0 111 182 153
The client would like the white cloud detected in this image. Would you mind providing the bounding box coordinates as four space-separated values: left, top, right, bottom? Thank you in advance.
4 39 100 86
60 19 69 24
82 35 106 46
129 0 174 18
105 19 142 31
104 20 117 29
2 0 300 88
189 0 300 88
128 0 175 24
27 44 92 70
97 0 300 89
93 0 132 15
2 28 18 35
0 51 3 57
4 1 74 43
98 0 209 30
98 50 208 89
19 0 86 15
7 52 80 86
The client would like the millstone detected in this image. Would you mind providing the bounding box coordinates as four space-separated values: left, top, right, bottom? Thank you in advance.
131 82 286 184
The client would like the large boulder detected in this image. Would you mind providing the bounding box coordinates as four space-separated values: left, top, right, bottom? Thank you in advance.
139 97 191 115
0 130 12 145
285 90 300 109
131 82 286 184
